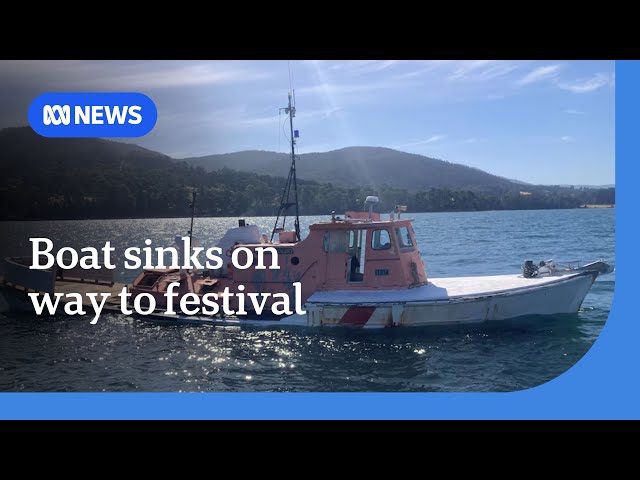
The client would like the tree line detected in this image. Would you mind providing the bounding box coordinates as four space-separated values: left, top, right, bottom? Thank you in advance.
0 161 615 221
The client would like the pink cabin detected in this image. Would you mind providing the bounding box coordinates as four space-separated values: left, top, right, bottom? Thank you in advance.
229 212 428 305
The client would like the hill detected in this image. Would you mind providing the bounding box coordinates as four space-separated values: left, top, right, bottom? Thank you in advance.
1 126 174 170
182 146 521 192
0 127 256 219
0 127 615 220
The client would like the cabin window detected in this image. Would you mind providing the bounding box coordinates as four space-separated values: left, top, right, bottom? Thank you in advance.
395 226 414 249
348 230 356 249
137 272 163 288
371 229 392 250
323 231 348 253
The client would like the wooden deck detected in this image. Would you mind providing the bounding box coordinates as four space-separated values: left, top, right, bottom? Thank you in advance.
2 256 126 309
54 280 127 307
0 277 127 307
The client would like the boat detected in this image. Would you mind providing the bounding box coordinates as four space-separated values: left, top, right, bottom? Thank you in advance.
122 209 613 327
1 92 614 327
124 92 613 327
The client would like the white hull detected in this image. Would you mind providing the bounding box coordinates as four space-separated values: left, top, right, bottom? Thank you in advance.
303 271 598 327
145 270 598 328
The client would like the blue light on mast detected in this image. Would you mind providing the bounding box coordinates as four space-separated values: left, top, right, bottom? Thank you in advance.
294 130 299 138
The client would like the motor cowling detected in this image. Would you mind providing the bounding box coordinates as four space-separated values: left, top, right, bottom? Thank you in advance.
522 260 538 278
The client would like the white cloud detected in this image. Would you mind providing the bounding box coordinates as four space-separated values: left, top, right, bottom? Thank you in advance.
516 64 562 85
561 135 575 142
101 63 272 89
392 70 423 80
394 134 447 149
557 73 614 93
422 134 446 144
448 60 493 80
0 60 273 89
296 79 415 96
327 60 399 75
189 106 345 131
564 109 585 115
448 60 518 82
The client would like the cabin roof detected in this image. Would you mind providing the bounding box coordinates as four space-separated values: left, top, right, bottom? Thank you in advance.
309 218 414 230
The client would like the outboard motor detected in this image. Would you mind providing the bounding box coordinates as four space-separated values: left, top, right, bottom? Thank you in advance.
522 260 538 278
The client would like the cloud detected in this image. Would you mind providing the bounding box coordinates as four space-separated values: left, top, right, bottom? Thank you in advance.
516 64 562 85
296 79 414 96
448 60 518 82
557 73 614 93
448 60 490 79
394 134 447 149
392 70 424 80
193 106 345 131
94 63 272 89
0 60 272 89
422 134 447 144
564 109 585 115
327 60 400 75
561 135 575 142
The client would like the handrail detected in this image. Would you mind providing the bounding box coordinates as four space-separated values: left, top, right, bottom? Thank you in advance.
3 256 56 293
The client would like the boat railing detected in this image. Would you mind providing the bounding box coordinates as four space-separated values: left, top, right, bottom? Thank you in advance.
3 256 115 291
55 260 115 286
3 256 57 294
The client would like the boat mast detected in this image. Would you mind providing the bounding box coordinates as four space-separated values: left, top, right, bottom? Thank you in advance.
188 189 196 244
271 92 301 242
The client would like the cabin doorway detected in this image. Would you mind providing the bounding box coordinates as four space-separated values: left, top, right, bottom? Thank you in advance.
348 229 366 282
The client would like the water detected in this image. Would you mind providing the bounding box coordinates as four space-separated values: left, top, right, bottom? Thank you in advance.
0 209 615 392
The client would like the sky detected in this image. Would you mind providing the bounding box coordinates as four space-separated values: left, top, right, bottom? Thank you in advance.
0 60 615 185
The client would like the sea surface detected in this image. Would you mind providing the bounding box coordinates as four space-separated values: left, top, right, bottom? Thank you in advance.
0 208 615 392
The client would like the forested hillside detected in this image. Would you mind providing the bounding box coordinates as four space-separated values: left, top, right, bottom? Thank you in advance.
0 127 614 220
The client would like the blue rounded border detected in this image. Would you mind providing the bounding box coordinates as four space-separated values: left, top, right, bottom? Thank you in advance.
0 61 635 419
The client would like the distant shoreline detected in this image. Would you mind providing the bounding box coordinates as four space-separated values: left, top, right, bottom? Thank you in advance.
0 206 615 222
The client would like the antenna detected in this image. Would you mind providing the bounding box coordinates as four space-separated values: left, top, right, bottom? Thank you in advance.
271 91 301 242
188 189 197 244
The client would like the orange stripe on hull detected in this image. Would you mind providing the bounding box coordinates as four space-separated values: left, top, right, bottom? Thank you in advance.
338 306 376 326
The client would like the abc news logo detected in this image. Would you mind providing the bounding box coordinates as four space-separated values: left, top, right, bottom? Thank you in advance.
43 105 143 126
29 92 157 138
